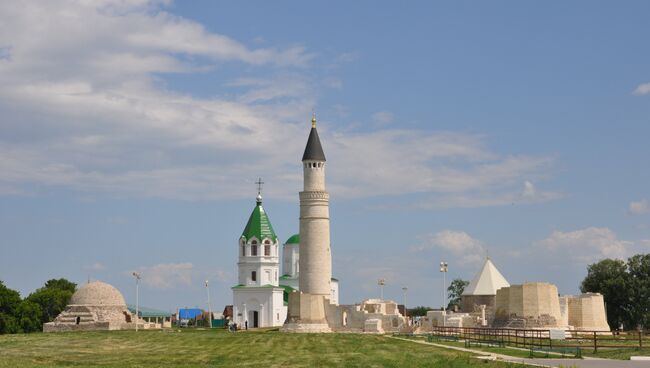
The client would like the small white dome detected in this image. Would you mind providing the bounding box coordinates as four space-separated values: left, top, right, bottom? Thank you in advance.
69 281 126 306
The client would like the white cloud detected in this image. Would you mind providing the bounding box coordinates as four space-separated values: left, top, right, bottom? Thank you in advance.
371 111 395 126
415 230 485 265
136 262 193 289
633 83 650 95
323 77 343 90
628 199 649 215
0 0 559 209
419 180 562 209
537 227 631 263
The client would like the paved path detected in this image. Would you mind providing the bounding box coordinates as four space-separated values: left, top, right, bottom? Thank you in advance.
390 336 650 368
513 359 650 368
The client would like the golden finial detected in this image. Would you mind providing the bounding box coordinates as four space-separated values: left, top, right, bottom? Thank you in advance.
311 112 317 128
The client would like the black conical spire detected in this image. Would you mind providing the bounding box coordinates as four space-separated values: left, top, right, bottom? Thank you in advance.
302 114 326 161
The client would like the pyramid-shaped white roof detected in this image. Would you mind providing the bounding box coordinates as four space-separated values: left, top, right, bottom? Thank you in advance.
462 258 510 296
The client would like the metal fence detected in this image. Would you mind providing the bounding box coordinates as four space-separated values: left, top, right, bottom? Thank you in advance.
429 326 650 353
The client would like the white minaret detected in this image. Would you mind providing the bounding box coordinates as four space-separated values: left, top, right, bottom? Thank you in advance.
282 114 333 332
299 114 332 297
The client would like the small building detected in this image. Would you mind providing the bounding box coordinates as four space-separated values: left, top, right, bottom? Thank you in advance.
127 305 172 328
461 257 510 313
44 281 143 332
232 193 287 328
177 308 203 327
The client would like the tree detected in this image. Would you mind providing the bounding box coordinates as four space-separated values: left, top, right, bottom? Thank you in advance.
447 278 469 311
626 254 650 329
0 281 21 334
43 279 76 293
408 306 432 317
580 258 629 329
16 300 42 333
26 278 76 324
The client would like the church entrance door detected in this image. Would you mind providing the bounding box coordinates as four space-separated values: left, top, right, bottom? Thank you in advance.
253 311 259 328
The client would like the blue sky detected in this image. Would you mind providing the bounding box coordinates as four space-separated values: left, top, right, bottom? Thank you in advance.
1 1 649 312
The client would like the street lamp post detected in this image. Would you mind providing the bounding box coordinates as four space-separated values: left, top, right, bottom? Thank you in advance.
205 280 212 329
402 287 408 317
439 261 448 327
132 272 141 332
378 278 385 301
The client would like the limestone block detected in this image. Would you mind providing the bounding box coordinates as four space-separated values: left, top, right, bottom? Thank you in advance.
364 319 383 333
567 293 610 331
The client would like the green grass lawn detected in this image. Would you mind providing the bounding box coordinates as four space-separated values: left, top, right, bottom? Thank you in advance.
0 328 524 368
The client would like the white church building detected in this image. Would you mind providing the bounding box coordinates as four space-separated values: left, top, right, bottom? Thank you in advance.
232 193 287 328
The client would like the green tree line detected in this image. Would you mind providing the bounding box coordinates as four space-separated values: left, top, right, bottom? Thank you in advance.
581 254 650 330
0 279 76 334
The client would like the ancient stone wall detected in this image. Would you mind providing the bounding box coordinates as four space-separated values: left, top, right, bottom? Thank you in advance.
494 283 561 328
461 295 496 313
567 293 610 331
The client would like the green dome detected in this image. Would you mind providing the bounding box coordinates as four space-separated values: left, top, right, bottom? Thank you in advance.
241 199 278 242
285 234 300 245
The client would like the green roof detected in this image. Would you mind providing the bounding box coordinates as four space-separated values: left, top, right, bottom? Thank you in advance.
280 284 297 304
127 304 172 318
285 234 300 245
231 284 279 289
241 199 278 242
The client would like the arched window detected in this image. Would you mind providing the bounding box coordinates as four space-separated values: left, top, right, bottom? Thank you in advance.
264 244 270 256
251 271 257 281
251 245 257 256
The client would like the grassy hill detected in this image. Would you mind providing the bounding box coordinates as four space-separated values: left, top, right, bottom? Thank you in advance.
0 328 522 367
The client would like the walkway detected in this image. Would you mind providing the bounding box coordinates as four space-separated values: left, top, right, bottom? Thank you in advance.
390 336 650 368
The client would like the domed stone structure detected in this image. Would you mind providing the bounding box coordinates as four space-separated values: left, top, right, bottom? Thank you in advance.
44 281 143 332
69 281 127 306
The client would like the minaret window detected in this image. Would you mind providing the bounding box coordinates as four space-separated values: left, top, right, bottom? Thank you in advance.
251 271 257 282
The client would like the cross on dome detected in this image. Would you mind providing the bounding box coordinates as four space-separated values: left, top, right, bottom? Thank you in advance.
255 177 264 203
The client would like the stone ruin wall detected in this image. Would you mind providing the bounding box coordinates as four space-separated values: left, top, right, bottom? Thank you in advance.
494 283 561 328
567 293 610 331
324 299 407 333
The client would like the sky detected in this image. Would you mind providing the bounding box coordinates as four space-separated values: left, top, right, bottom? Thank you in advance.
1 0 649 313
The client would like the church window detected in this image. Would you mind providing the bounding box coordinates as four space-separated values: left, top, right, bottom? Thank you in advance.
251 245 257 256
251 271 256 281
264 244 270 256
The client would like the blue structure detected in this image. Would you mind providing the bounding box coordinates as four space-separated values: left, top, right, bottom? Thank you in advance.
178 308 203 320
